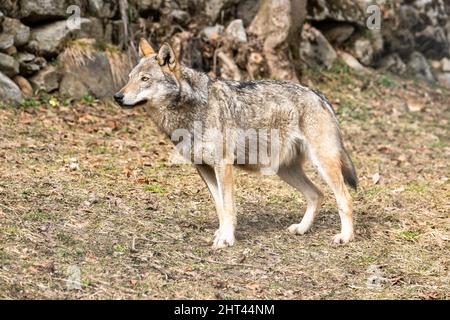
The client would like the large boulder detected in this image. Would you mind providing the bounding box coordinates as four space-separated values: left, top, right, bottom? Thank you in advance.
59 52 115 99
26 18 98 58
19 0 85 23
58 39 130 99
1 17 30 47
299 24 337 69
0 52 19 77
0 72 22 105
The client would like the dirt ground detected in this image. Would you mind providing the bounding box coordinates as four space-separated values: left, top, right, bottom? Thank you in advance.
0 65 449 299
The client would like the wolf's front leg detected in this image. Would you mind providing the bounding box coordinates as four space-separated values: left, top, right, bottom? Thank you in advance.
212 164 236 249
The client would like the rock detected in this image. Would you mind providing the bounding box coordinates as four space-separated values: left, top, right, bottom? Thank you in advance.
382 5 417 59
29 65 61 93
59 51 117 99
352 38 374 66
0 72 22 104
205 0 238 23
321 23 354 46
0 1 18 17
307 0 371 25
225 19 247 43
13 75 33 96
431 60 441 70
170 10 191 26
88 0 118 18
236 0 260 27
338 51 366 72
437 72 450 88
0 52 19 77
27 18 93 58
415 26 449 60
0 10 4 28
0 33 14 51
299 25 337 69
202 25 224 42
135 0 163 15
2 17 30 47
4 46 16 55
379 53 406 75
441 58 450 72
19 0 84 24
407 51 435 83
17 52 47 76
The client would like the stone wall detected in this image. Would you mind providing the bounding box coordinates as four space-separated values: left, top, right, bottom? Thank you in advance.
0 0 449 104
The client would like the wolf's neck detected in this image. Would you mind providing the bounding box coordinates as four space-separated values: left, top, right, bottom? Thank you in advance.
146 66 210 137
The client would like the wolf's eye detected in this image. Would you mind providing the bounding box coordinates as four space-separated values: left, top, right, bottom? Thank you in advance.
141 76 150 82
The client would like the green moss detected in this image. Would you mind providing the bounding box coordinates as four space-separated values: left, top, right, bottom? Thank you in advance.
377 74 396 88
398 230 421 241
23 209 54 222
143 184 167 194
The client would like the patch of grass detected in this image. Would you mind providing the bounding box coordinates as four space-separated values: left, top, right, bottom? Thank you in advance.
83 94 96 104
430 140 447 149
357 255 377 264
143 184 167 194
329 59 351 75
0 249 11 262
93 145 110 155
405 181 428 194
361 186 385 199
23 209 54 222
398 230 422 242
378 74 396 88
113 243 128 253
56 232 78 246
21 98 40 108
267 195 285 204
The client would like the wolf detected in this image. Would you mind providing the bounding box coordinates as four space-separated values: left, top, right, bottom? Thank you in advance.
114 38 358 249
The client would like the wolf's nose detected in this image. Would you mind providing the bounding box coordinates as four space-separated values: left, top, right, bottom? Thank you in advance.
114 93 124 104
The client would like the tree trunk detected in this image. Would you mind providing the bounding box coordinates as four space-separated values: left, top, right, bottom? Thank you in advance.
248 0 307 81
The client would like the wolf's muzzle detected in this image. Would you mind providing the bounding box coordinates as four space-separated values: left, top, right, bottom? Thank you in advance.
114 92 124 105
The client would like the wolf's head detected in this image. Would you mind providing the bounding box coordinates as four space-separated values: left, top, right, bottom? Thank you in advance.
114 38 181 108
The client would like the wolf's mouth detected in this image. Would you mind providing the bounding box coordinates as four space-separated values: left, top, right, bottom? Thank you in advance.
121 99 147 108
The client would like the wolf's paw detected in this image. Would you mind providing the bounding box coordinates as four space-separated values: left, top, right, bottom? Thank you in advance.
212 228 235 249
332 232 354 245
287 223 310 235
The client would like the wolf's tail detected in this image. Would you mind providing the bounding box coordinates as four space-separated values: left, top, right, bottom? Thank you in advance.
340 148 357 190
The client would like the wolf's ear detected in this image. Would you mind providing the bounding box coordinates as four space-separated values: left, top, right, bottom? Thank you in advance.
139 38 155 58
156 42 178 72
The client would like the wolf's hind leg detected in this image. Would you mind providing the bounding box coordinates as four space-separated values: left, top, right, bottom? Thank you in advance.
310 151 354 244
277 161 323 235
